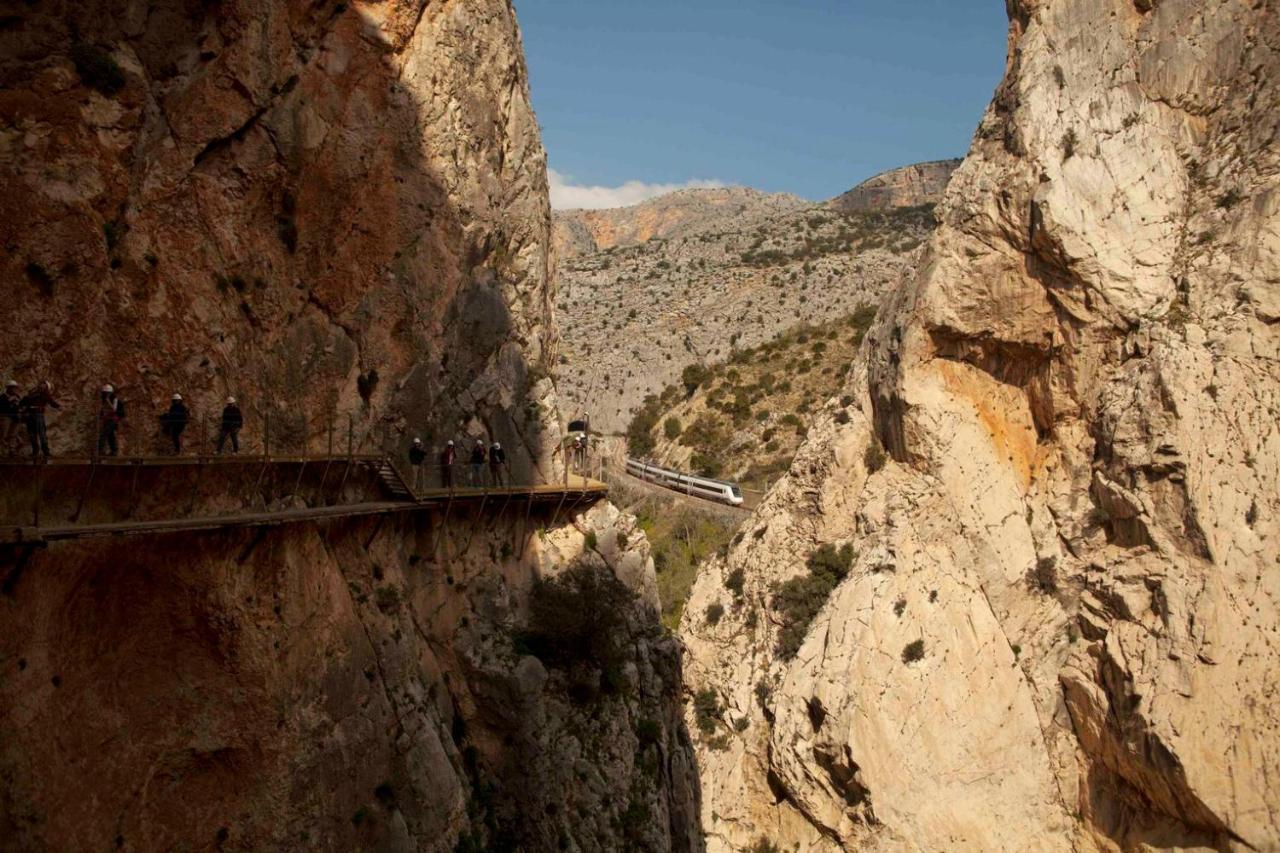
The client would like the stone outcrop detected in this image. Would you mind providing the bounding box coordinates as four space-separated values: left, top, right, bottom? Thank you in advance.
681 1 1280 850
827 159 960 213
554 187 809 260
0 2 700 849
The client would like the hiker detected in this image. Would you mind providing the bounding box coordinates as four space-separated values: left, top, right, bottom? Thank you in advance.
572 434 586 470
21 380 59 461
161 393 190 454
439 440 456 490
408 437 427 490
1 380 21 456
488 440 506 487
469 438 487 487
97 384 126 457
216 396 243 454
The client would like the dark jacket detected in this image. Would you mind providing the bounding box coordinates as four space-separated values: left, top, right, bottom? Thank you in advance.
21 388 59 418
469 444 487 465
409 445 427 465
488 445 506 466
162 401 190 430
440 446 456 466
0 391 19 419
221 404 243 431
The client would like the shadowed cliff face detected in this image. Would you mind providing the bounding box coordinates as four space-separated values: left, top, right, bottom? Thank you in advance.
0 0 558 471
680 1 1280 850
1 499 701 851
0 2 703 849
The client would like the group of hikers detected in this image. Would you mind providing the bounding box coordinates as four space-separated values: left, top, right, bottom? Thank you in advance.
0 380 244 460
411 437 507 491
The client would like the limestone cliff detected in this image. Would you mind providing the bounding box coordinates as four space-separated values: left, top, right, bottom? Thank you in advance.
827 159 961 213
681 1 1280 850
0 2 700 849
1 0 555 469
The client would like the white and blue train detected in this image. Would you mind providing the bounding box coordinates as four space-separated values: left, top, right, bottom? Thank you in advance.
625 458 745 506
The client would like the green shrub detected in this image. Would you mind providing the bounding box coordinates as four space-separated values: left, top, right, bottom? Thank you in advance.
774 544 855 659
902 639 925 663
706 602 724 625
70 44 125 95
682 363 711 396
725 567 745 597
865 438 886 473
1027 556 1057 593
626 394 662 456
584 530 598 550
749 839 781 853
517 564 634 676
635 718 662 748
693 688 722 735
663 417 682 440
893 597 906 617
1061 128 1079 160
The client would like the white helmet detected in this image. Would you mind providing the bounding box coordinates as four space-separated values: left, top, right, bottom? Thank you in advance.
413 437 422 444
447 440 454 446
492 442 501 449
226 396 236 404
102 384 113 393
4 380 16 388
172 393 182 401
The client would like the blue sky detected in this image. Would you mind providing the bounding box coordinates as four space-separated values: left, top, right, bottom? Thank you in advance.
516 0 1008 208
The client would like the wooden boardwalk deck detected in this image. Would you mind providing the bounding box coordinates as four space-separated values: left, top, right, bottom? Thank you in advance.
0 465 608 546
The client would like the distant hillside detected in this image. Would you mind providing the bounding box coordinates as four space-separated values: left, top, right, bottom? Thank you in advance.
553 186 808 259
553 190 934 434
828 158 961 212
629 308 877 492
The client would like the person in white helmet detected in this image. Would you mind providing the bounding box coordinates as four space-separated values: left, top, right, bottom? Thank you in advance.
488 440 507 487
1 380 21 456
439 440 456 491
160 393 190 454
97 383 125 458
22 380 59 460
217 396 243 454
408 437 427 490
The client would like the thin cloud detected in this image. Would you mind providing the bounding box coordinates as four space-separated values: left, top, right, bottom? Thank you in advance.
548 168 726 210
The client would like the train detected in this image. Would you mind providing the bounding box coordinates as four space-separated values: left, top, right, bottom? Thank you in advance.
625 458 745 506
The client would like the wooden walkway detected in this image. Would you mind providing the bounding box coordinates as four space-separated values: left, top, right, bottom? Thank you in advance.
0 464 608 546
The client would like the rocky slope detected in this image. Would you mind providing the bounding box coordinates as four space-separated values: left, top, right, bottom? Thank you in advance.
631 309 876 492
0 2 699 849
680 1 1280 850
555 199 934 435
827 158 961 213
555 187 809 260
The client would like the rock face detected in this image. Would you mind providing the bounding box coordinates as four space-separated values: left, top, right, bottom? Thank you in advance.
681 1 1280 850
2 495 700 851
827 159 960 213
1 0 555 472
555 197 934 435
0 2 701 849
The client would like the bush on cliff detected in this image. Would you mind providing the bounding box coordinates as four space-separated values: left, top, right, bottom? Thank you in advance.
773 543 855 660
516 564 634 684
